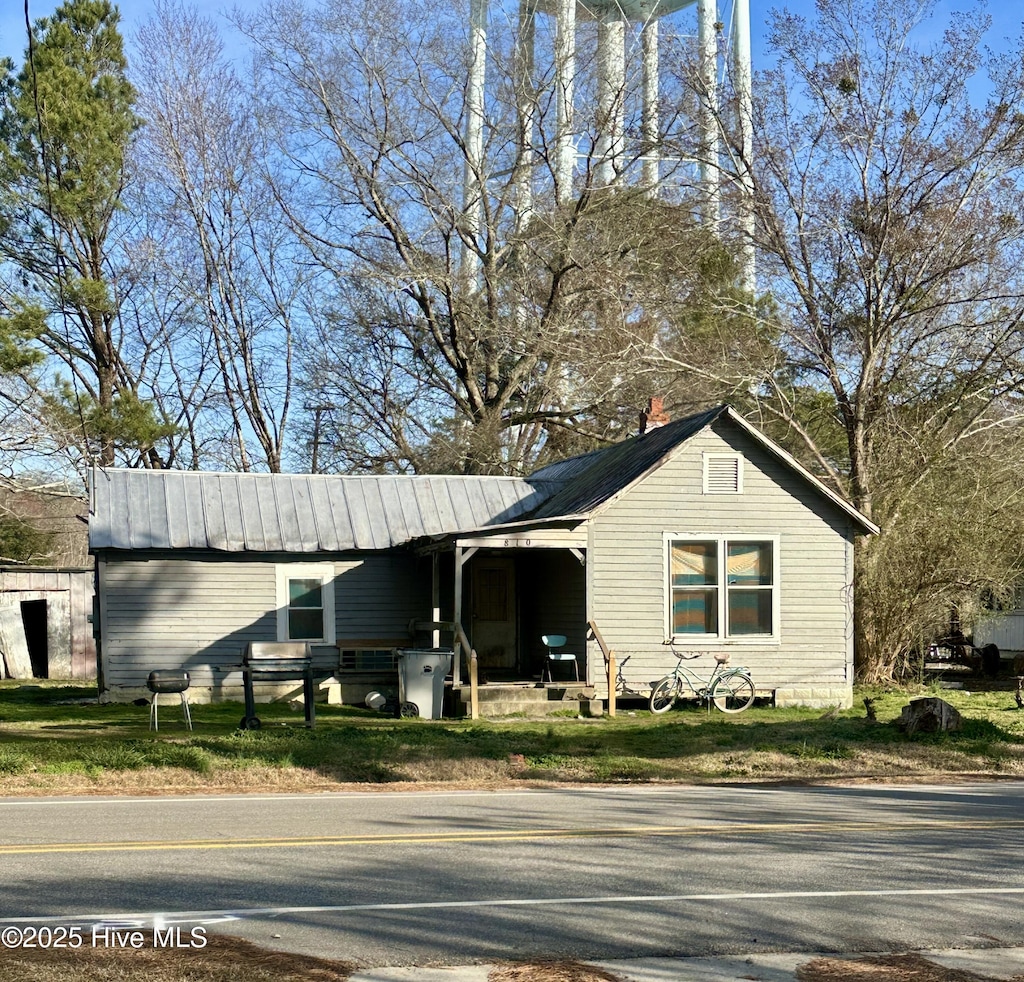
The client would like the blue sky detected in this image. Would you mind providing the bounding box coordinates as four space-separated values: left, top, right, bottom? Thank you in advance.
0 0 259 63
2 0 1022 69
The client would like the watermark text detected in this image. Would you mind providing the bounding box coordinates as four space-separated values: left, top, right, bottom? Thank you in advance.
1 925 207 950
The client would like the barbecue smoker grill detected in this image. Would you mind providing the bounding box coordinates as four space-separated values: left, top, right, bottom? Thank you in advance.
240 642 315 730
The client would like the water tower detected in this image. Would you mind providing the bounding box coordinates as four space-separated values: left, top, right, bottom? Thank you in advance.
463 0 755 290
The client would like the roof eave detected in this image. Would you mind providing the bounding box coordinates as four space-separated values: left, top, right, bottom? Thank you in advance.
576 405 730 521
723 407 880 535
413 513 590 552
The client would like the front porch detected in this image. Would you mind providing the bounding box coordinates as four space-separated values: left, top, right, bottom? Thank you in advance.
434 525 590 686
326 521 606 717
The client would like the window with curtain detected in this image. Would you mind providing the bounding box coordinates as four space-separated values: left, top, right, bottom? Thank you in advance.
669 537 776 639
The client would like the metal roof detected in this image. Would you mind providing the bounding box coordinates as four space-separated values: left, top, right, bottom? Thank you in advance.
89 470 550 553
530 405 878 534
527 446 607 483
531 405 726 519
89 406 877 554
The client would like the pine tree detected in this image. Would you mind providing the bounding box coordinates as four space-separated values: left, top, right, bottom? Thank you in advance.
0 0 173 467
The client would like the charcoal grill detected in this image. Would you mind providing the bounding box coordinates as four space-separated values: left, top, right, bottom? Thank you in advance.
240 642 315 729
146 670 192 731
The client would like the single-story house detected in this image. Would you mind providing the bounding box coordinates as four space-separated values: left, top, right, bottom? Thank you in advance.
88 404 878 710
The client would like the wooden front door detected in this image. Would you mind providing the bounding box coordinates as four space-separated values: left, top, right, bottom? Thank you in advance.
471 558 516 671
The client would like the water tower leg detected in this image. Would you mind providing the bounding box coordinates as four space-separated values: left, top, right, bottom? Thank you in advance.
554 0 576 204
697 0 720 227
731 0 755 294
515 0 536 231
641 18 659 191
596 7 625 188
462 0 488 286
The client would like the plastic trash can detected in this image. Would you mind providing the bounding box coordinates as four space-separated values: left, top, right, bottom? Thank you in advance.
395 649 453 719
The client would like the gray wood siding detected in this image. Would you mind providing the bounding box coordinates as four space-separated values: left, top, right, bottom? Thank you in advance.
98 551 428 694
335 553 430 640
589 418 855 700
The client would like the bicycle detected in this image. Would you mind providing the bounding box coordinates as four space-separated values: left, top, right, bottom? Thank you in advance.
648 648 756 714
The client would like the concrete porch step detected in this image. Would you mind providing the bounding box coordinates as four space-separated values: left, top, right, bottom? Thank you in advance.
457 684 595 702
451 698 604 718
451 683 601 717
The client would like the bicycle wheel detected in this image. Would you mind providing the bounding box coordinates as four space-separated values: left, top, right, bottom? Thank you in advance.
649 677 679 714
712 672 755 713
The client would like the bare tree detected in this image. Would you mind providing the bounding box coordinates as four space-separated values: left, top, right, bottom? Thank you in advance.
131 0 304 472
856 426 1024 678
756 0 1024 510
239 0 749 475
655 0 1024 678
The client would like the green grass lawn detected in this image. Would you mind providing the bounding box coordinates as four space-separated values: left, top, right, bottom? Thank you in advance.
2 679 1024 793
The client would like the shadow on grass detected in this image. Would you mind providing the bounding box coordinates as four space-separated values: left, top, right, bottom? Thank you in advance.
2 682 1023 785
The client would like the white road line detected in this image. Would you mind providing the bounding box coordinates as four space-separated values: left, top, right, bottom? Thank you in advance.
5 885 1024 926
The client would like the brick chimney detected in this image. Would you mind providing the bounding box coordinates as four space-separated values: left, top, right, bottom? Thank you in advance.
639 396 670 435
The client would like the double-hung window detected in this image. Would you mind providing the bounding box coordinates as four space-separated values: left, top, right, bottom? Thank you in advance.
667 536 778 641
275 564 336 644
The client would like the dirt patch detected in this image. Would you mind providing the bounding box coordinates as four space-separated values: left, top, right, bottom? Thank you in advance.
0 933 355 982
488 963 621 982
796 952 1024 982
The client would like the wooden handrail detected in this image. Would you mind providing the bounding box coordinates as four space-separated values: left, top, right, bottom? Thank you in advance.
588 620 611 664
588 620 616 718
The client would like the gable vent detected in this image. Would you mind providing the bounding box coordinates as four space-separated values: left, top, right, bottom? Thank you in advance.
703 453 742 494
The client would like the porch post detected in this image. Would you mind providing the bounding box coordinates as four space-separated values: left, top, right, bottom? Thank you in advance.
453 546 465 687
607 650 616 717
431 552 441 649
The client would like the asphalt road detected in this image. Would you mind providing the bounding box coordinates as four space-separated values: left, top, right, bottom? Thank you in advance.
1 782 1022 966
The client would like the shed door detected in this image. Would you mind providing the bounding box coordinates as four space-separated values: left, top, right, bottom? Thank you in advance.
471 559 516 671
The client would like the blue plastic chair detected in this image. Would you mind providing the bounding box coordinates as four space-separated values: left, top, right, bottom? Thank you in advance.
541 634 579 682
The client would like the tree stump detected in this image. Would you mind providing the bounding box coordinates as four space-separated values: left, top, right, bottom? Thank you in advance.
898 697 962 736
980 643 1001 679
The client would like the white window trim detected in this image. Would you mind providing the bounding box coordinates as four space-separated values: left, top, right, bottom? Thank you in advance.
275 563 336 644
663 533 780 644
702 452 744 494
